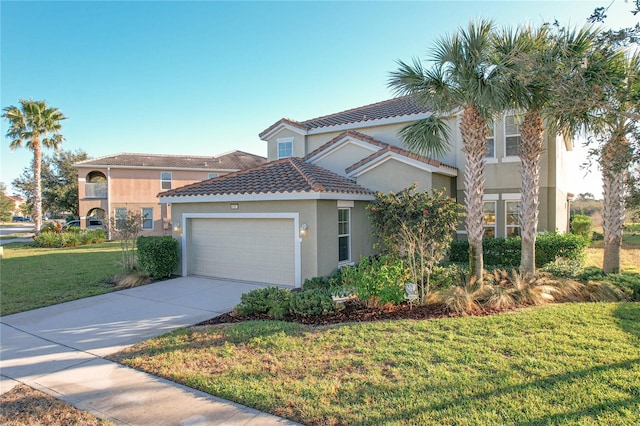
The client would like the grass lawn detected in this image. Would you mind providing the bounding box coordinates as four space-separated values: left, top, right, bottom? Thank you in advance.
0 232 33 240
0 384 113 426
0 241 122 316
111 302 640 426
585 227 640 272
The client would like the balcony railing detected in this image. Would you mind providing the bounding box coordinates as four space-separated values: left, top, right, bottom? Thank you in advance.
85 182 107 198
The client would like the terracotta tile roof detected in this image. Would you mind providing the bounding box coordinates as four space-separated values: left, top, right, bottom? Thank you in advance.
259 95 430 138
304 130 387 160
160 157 373 198
345 144 457 175
74 151 266 170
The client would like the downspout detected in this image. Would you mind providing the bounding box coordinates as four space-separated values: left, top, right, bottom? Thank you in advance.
107 167 111 240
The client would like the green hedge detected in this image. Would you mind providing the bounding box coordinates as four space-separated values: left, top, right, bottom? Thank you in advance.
448 233 589 268
33 228 106 248
137 236 180 278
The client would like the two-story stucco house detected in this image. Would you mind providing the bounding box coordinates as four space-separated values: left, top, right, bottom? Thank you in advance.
73 151 266 236
160 96 573 287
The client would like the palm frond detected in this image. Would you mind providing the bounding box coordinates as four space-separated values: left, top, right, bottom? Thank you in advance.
399 116 451 159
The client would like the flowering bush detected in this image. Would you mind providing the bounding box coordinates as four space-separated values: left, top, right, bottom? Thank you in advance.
367 184 461 302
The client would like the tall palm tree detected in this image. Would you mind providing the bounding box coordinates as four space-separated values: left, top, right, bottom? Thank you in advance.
597 55 639 273
2 99 66 233
389 19 510 282
493 25 604 275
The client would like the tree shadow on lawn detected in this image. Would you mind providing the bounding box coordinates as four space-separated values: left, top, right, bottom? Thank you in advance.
355 357 640 425
614 302 640 340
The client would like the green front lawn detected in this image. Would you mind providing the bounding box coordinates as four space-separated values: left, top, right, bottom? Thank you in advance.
0 242 122 316
112 302 640 425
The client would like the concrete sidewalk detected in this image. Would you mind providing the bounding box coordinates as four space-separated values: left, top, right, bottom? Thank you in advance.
1 277 299 425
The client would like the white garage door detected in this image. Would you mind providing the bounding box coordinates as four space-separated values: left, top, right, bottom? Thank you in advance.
188 218 295 286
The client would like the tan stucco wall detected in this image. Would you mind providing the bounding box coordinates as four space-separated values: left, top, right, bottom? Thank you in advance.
312 142 379 176
265 129 306 161
356 158 433 194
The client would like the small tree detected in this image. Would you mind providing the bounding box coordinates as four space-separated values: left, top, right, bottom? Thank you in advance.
367 184 461 303
110 210 143 272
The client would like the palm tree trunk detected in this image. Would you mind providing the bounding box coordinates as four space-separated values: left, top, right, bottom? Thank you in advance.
601 136 627 274
33 138 43 235
460 106 487 282
519 110 544 276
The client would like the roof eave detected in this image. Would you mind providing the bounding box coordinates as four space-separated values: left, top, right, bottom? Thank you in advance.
159 191 374 204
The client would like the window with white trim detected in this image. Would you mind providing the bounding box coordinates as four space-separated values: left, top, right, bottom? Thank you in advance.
142 208 153 230
483 201 497 239
338 208 351 263
506 201 522 237
115 207 127 229
161 172 172 190
207 173 219 179
504 113 522 157
486 123 496 158
277 138 293 159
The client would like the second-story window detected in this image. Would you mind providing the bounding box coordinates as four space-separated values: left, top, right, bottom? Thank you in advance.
277 138 293 159
486 123 496 158
161 172 172 190
504 113 522 157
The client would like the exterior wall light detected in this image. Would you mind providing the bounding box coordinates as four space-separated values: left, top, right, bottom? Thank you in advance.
300 223 308 237
173 222 181 232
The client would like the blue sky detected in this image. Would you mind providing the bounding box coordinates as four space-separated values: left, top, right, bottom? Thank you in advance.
1 1 638 197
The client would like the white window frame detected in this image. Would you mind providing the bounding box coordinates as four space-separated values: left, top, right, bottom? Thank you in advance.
277 137 294 159
207 173 219 179
161 172 172 190
504 112 522 160
505 199 522 238
142 207 153 230
482 200 497 239
486 122 496 160
338 208 351 264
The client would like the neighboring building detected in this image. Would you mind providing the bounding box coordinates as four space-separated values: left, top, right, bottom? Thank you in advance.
73 151 266 236
160 96 573 287
6 195 26 216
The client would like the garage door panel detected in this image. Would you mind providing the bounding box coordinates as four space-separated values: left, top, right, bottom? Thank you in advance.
189 218 295 286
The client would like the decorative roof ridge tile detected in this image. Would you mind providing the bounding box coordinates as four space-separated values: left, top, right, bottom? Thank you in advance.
289 158 325 192
303 130 389 161
258 118 308 139
345 145 457 174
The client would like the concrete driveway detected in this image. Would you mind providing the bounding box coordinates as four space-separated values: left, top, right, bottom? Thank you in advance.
0 277 297 425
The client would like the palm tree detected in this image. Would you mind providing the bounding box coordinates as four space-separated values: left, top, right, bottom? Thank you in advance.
389 19 510 282
2 99 66 233
494 26 608 275
597 55 639 273
494 24 623 276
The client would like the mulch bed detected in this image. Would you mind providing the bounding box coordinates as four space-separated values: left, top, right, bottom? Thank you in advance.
195 299 508 327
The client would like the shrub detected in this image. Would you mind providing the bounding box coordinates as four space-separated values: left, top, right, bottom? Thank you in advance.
448 233 588 268
137 236 180 278
570 214 593 241
430 263 468 290
302 276 331 291
40 222 61 233
33 228 104 248
236 287 291 320
340 256 410 306
540 258 583 278
290 288 336 316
